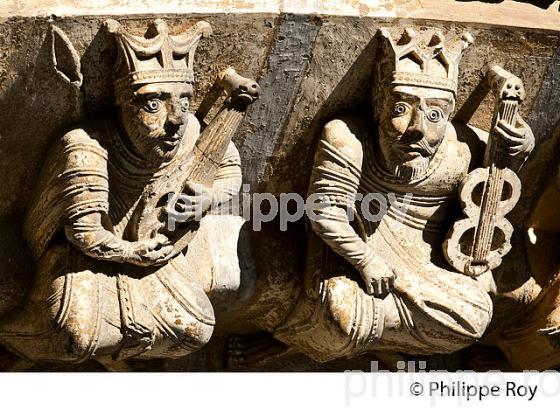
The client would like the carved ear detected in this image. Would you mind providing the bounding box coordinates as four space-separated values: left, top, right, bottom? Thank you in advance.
49 25 83 88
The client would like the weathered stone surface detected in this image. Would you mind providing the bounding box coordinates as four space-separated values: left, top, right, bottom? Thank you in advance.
0 14 276 320
256 19 559 197
0 4 559 371
1 0 559 30
0 17 260 365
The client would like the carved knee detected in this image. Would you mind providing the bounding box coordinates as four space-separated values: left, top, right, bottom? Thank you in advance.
412 284 493 353
14 301 102 363
324 276 360 338
465 289 493 340
288 276 379 362
176 310 215 352
450 282 493 343
167 291 216 353
60 324 98 362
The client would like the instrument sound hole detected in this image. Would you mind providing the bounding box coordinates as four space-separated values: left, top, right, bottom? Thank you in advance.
472 183 484 207
491 227 506 251
501 182 513 202
459 227 475 255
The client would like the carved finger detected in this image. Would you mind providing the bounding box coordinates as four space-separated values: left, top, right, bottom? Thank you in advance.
511 140 534 155
153 233 170 245
365 281 375 295
179 194 197 204
136 243 151 256
494 126 524 144
381 277 390 294
373 279 383 297
144 240 163 252
174 202 187 212
387 275 395 291
129 253 152 267
497 120 525 139
144 245 174 264
156 246 176 264
373 280 382 297
508 146 526 156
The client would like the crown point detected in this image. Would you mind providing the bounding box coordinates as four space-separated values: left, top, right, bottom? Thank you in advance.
196 21 213 38
376 28 391 40
148 19 169 37
104 19 121 34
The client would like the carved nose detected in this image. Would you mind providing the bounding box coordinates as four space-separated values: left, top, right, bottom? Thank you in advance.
167 104 184 126
167 115 183 126
407 109 425 135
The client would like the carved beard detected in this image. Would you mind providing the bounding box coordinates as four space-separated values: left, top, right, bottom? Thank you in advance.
119 112 187 166
390 156 431 180
126 127 183 164
382 136 442 181
394 140 437 180
150 122 186 163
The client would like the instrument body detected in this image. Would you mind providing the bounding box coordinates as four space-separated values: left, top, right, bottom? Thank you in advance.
444 66 525 277
134 68 259 255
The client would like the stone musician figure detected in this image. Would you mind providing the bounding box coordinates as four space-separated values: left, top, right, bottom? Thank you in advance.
0 19 252 364
273 28 535 362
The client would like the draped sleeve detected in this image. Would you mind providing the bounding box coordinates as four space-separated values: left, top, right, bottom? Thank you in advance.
23 128 109 260
307 118 375 272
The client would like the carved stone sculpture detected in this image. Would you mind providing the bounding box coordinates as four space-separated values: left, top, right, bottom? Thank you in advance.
0 19 258 364
270 28 535 362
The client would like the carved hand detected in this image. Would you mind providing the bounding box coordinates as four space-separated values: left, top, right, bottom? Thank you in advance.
359 258 397 298
494 114 535 163
172 181 214 222
126 234 174 267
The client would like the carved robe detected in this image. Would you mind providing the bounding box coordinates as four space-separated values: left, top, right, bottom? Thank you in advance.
274 117 494 362
0 113 242 362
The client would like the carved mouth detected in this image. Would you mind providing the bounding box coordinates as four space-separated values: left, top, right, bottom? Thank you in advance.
397 141 435 158
398 144 427 157
161 137 181 150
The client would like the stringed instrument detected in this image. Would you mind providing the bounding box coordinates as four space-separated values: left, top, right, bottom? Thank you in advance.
133 67 259 256
444 66 525 277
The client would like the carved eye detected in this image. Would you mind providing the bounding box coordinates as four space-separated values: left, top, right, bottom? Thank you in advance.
393 103 408 117
180 98 190 113
144 99 161 113
427 108 443 123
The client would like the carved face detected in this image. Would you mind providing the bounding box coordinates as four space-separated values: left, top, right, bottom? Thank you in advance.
377 85 455 178
119 82 193 163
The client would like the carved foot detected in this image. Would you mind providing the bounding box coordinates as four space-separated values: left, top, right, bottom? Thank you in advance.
226 332 291 370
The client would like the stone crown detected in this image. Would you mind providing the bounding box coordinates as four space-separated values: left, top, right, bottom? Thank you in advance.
375 27 473 95
105 18 212 97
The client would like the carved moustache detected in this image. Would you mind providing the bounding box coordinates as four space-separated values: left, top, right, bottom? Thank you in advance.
397 131 437 157
147 122 183 141
414 138 437 157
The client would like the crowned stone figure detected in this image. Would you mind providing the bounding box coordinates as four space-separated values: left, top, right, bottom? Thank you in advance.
0 19 243 363
271 28 535 362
